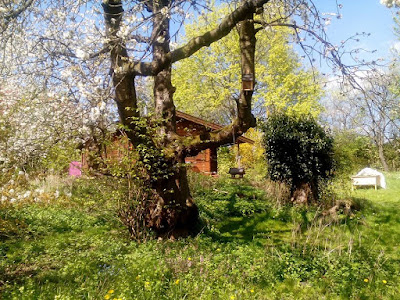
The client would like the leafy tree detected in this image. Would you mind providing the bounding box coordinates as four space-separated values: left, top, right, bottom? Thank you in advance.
262 113 334 204
1 0 355 237
262 29 322 118
324 70 400 171
333 131 375 176
173 4 322 124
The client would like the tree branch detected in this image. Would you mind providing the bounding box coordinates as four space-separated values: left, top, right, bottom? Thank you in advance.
181 6 257 156
129 0 271 76
1 0 36 32
102 0 139 125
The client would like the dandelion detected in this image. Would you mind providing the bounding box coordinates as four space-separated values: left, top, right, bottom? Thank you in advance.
230 296 235 300
145 281 150 288
108 290 114 294
250 289 254 293
364 278 369 283
382 280 387 284
104 294 111 300
188 257 192 261
175 279 180 285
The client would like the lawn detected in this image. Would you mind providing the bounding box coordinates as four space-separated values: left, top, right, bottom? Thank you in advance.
0 172 399 299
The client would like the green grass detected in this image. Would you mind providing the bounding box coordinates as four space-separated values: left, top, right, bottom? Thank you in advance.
0 173 399 299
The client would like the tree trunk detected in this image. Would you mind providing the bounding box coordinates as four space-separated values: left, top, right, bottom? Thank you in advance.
290 181 318 205
141 1 199 238
147 159 199 239
377 142 389 172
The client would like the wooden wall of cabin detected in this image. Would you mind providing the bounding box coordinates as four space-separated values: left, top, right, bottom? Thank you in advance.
185 147 218 175
81 119 219 175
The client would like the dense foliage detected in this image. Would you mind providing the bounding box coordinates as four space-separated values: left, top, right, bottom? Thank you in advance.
262 114 334 202
333 131 375 176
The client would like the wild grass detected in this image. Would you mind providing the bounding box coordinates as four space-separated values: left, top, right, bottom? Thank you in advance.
0 171 399 299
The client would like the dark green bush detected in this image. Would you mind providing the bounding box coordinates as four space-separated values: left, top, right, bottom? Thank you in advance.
261 113 334 203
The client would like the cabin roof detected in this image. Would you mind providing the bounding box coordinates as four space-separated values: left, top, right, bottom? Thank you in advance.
176 111 254 145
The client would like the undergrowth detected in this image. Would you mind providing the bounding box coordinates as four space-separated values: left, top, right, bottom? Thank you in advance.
0 171 399 299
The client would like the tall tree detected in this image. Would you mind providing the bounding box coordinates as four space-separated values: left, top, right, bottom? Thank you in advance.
173 4 322 124
354 71 400 171
1 0 356 238
323 70 400 171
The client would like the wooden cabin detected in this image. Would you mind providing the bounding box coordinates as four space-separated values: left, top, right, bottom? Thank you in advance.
175 111 253 175
82 111 254 175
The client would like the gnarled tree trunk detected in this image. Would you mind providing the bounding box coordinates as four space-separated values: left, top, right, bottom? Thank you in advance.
290 181 318 205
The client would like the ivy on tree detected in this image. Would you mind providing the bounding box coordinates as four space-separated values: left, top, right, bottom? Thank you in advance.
262 113 334 204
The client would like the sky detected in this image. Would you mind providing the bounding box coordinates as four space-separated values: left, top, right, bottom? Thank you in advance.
314 0 398 65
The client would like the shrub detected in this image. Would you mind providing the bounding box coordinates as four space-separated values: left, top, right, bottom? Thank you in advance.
261 113 334 204
333 131 376 176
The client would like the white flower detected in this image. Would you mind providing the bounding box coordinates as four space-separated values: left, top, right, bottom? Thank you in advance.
9 189 14 194
160 7 169 16
381 0 400 7
75 48 89 60
18 170 24 176
36 188 44 194
10 198 16 203
1 196 7 202
23 191 31 198
54 190 60 198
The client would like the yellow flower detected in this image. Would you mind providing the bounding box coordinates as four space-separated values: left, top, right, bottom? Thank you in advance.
108 290 114 294
382 280 387 284
136 275 141 280
230 296 235 300
145 281 150 286
250 289 254 293
175 279 180 285
104 295 110 300
364 278 369 283
188 257 192 261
